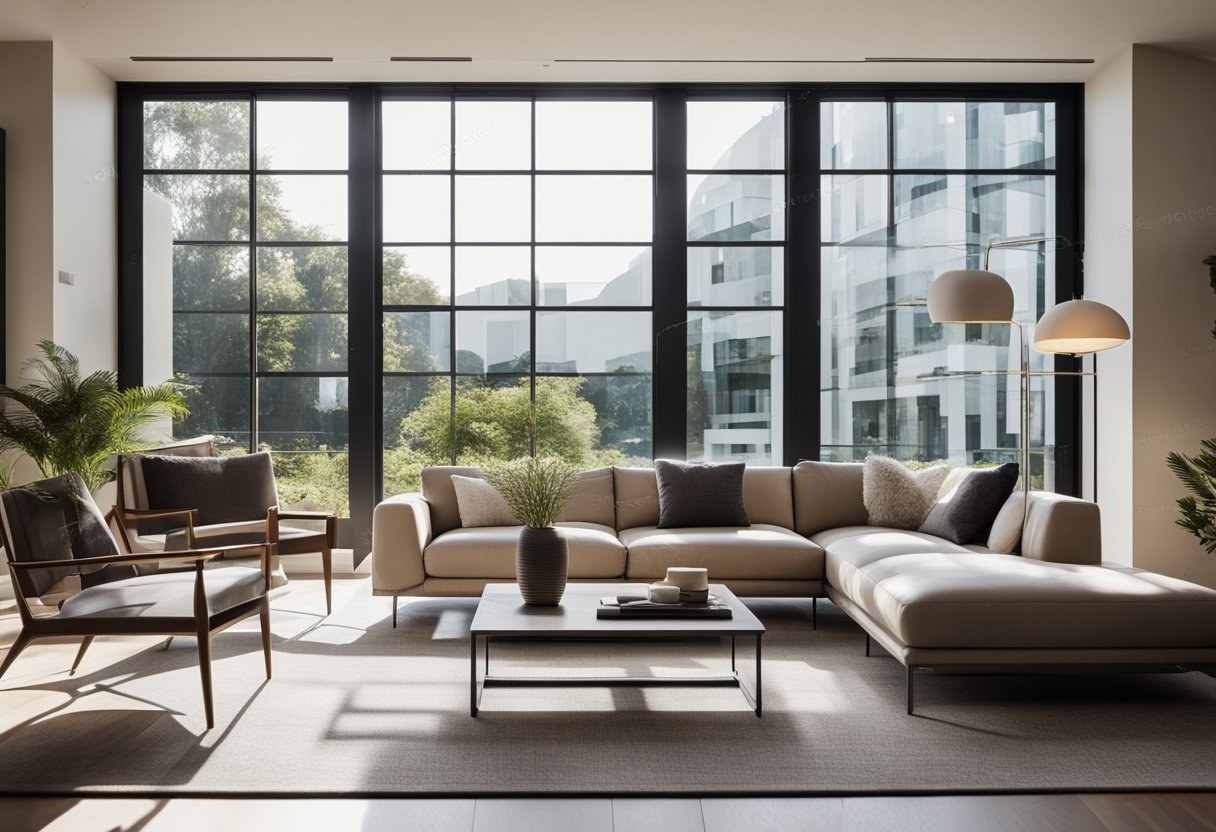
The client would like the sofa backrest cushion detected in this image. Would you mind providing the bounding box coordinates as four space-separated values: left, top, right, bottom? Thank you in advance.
614 467 660 530
743 466 795 529
1022 491 1102 565
555 467 616 527
792 461 868 537
421 466 482 535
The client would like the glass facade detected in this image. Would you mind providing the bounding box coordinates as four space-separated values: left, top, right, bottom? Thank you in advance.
125 86 1079 547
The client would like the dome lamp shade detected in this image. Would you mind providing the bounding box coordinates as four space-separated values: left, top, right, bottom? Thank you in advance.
1033 298 1130 355
927 269 1015 324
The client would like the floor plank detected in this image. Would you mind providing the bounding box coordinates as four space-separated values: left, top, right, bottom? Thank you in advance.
473 798 614 832
1081 792 1216 832
841 795 1108 832
613 798 705 832
701 797 843 832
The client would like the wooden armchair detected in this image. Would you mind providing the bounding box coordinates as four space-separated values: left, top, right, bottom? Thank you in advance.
113 450 336 614
0 473 272 730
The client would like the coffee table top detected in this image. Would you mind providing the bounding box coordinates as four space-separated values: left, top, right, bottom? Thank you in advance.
470 583 765 638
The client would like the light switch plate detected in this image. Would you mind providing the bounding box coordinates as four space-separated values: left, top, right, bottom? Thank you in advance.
57 270 75 286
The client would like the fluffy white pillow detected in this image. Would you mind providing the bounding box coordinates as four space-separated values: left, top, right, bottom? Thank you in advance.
986 491 1026 554
451 475 518 527
863 456 953 530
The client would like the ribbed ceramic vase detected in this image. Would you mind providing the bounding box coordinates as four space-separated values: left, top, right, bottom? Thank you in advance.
516 526 568 606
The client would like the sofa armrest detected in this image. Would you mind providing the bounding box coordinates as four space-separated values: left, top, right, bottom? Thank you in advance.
372 493 432 592
1022 492 1101 565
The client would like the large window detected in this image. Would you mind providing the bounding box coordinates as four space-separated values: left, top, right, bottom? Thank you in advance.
381 98 654 496
819 100 1061 488
122 85 1080 552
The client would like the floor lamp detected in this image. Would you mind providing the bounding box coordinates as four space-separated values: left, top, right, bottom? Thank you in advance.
927 237 1130 512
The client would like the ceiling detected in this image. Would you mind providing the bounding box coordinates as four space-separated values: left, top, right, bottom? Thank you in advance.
1 0 1214 84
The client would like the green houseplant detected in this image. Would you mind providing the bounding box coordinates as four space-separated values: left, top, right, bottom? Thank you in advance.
1166 253 1216 552
0 341 189 493
486 456 578 605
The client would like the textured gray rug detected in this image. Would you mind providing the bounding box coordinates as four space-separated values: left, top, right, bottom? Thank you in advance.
2 580 1215 795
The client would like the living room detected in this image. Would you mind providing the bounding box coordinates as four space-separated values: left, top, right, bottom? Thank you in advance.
1 1 1215 830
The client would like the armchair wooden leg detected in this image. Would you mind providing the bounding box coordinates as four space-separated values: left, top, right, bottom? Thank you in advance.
392 595 398 628
322 546 333 616
0 631 33 681
70 637 94 676
260 604 273 680
197 623 215 730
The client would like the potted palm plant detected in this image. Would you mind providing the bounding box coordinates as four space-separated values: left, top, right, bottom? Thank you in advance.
0 341 188 493
486 456 578 605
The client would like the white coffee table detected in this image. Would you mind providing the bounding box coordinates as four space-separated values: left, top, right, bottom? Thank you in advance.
469 582 765 717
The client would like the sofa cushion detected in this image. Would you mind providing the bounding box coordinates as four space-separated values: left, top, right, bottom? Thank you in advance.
421 466 483 536
743 466 795 529
616 465 796 531
423 522 626 579
621 524 824 581
792 460 869 537
844 552 1216 649
555 467 616 527
813 526 973 598
655 459 750 528
614 467 661 530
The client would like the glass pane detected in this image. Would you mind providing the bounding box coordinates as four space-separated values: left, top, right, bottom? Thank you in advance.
144 174 249 241
455 101 531 170
821 101 887 170
257 314 347 373
382 100 452 170
256 100 348 170
820 174 887 245
686 311 782 465
535 101 653 170
687 174 785 242
383 175 451 242
893 174 1054 248
385 375 450 495
257 246 348 312
894 102 1056 170
454 376 531 465
455 246 531 305
688 246 783 307
455 175 531 242
258 376 349 516
455 310 530 374
383 311 451 372
687 101 784 170
256 175 347 242
176 375 251 451
537 375 652 466
536 246 651 306
383 246 450 305
144 100 249 170
536 175 653 242
173 245 248 311
536 311 651 373
173 313 248 373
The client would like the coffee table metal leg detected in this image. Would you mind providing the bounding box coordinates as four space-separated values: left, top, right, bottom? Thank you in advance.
470 634 480 717
755 634 763 717
731 635 736 672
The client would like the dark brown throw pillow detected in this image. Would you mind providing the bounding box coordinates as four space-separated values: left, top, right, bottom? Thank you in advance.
654 459 751 529
919 462 1019 545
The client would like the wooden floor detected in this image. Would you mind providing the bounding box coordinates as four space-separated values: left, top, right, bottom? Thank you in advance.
2 578 1214 831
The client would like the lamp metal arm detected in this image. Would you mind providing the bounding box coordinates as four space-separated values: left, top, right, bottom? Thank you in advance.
983 236 1070 270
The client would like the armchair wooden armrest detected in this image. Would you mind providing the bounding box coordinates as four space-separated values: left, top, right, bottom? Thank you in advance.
267 506 337 548
274 510 334 520
117 507 200 522
7 550 223 571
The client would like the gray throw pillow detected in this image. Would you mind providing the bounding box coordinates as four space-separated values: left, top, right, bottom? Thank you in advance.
654 459 750 529
919 462 1020 545
142 452 279 528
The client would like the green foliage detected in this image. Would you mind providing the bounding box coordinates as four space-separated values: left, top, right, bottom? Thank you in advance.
1168 440 1216 554
0 341 189 492
484 456 578 528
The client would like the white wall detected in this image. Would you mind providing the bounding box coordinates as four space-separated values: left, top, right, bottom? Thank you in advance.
52 44 116 375
1084 44 1216 586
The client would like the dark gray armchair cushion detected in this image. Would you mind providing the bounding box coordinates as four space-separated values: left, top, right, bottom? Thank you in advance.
0 473 129 596
919 462 1020 545
654 459 751 529
141 452 278 529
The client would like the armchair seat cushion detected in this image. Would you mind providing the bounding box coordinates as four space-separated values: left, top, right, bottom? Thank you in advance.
57 567 265 619
423 522 626 579
621 524 824 581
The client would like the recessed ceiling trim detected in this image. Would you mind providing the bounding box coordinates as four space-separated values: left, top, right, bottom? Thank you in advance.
130 56 334 62
555 57 1095 64
390 56 474 62
865 56 1095 63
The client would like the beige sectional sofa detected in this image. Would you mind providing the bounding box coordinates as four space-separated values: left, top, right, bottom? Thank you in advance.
372 461 1216 712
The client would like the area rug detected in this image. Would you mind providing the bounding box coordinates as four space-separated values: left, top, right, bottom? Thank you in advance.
1 580 1215 795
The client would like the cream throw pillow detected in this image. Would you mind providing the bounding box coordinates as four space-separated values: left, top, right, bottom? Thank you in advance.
451 475 519 527
863 455 953 530
986 491 1026 554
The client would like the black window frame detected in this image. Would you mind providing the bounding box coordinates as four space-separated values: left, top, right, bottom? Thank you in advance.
118 81 1083 560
